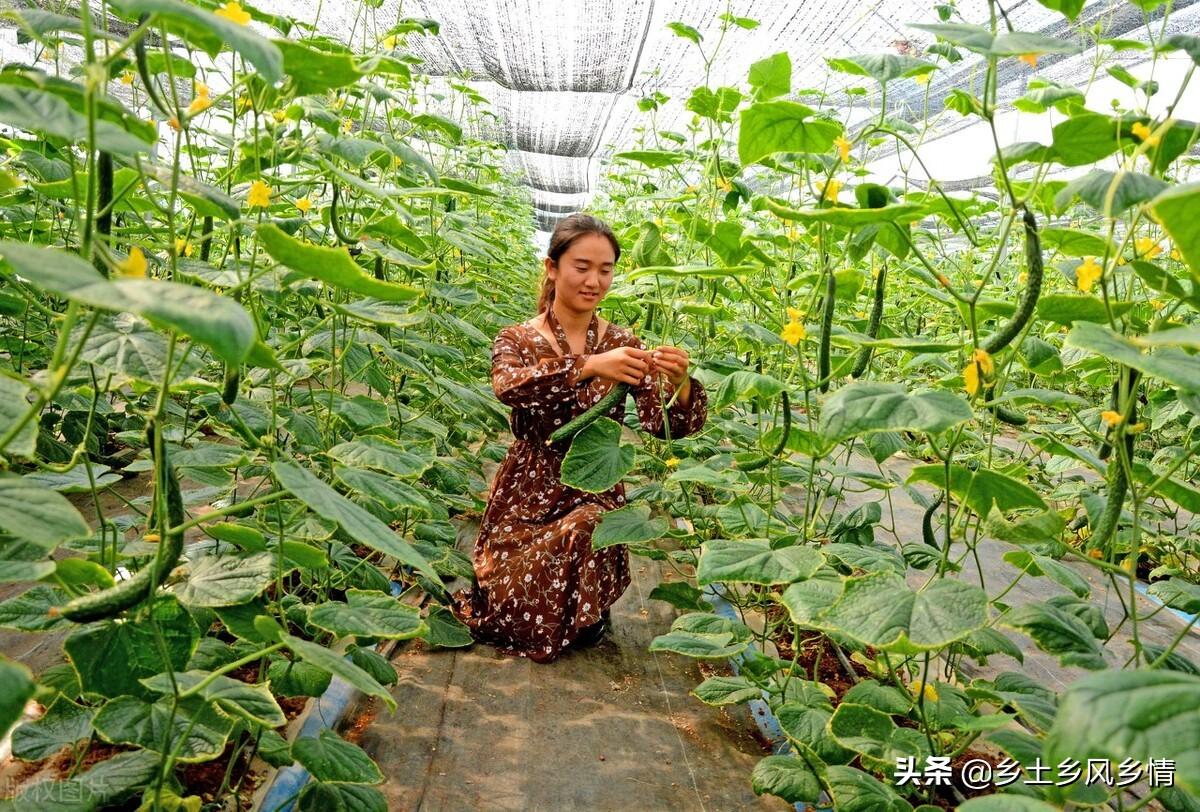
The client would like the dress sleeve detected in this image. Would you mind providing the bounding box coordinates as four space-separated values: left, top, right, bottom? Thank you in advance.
491 327 590 408
627 336 708 440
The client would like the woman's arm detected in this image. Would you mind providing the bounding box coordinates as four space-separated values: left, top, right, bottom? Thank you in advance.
491 328 591 408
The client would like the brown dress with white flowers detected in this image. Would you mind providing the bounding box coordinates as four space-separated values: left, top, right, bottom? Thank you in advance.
449 310 708 663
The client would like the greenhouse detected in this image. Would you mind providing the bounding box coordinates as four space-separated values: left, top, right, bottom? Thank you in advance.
0 0 1198 809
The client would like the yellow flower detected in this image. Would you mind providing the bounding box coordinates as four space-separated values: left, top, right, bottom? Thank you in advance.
685 184 699 194
1135 237 1162 259
834 136 852 162
173 238 193 257
272 109 286 123
295 196 312 214
1151 299 1164 310
972 348 994 378
116 247 147 277
1131 121 1160 147
120 71 135 85
909 680 939 703
820 178 841 202
664 456 680 468
1127 421 1148 434
1119 556 1136 573
341 117 354 134
1075 256 1102 293
963 361 982 396
1018 53 1038 69
144 533 161 543
332 97 346 111
1171 247 1182 262
781 320 806 346
382 34 399 49
246 179 272 208
717 177 733 193
914 72 932 85
1018 271 1028 284
168 116 181 132
214 1 251 25
194 81 209 98
1100 410 1123 427
187 95 212 116
235 94 251 115
786 306 804 322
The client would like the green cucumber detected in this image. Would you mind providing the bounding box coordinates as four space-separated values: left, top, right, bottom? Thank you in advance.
199 215 214 262
547 382 631 445
134 15 169 116
922 492 945 550
987 401 1029 426
221 365 240 406
330 182 361 253
850 262 886 378
1087 457 1127 554
737 391 791 470
818 268 836 393
982 206 1043 355
60 454 185 622
94 152 113 274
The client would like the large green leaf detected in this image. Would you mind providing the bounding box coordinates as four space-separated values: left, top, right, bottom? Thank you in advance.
1150 182 1200 281
0 750 159 810
751 755 823 804
592 505 668 550
172 552 277 609
10 697 94 761
1055 169 1168 216
333 465 431 513
281 633 396 712
307 589 426 640
697 539 824 586
0 376 36 458
648 612 752 659
998 602 1106 669
80 315 202 384
764 198 926 226
258 224 421 301
1066 321 1200 391
297 782 388 812
93 694 233 761
423 605 473 648
276 40 362 95
327 437 432 477
907 464 1047 515
713 371 786 410
813 572 988 654
273 461 438 582
612 149 687 168
748 51 793 100
0 85 151 155
825 765 912 812
819 383 972 444
0 478 89 547
738 101 842 165
292 729 384 784
0 655 35 743
559 417 635 493
141 670 285 727
692 675 762 706
827 54 935 84
109 0 283 83
1045 670 1200 793
1036 294 1131 325
778 571 845 624
64 596 199 699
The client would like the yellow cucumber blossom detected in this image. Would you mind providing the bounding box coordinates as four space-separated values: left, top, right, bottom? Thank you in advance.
247 179 272 208
1131 121 1160 147
780 319 806 346
1075 256 1102 293
664 457 680 469
1018 53 1038 68
1135 237 1162 259
116 247 148 277
1100 410 1123 427
173 238 193 257
214 1 251 25
120 70 135 85
834 136 852 162
820 178 841 202
295 196 312 214
914 72 932 85
909 680 939 702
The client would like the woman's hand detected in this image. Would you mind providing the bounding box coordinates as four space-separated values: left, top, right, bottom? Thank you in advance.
582 346 653 386
650 346 690 389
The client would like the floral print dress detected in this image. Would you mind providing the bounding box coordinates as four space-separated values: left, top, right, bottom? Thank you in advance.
450 310 708 663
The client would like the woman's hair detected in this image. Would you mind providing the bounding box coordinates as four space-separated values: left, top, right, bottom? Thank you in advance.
536 213 621 314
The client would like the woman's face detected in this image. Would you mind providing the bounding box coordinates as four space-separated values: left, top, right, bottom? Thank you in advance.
546 233 616 313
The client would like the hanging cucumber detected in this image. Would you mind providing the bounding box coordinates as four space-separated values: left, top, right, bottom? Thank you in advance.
547 382 631 446
330 182 362 254
199 215 214 262
1087 457 1127 554
221 364 240 405
373 255 385 280
818 268 836 393
59 451 185 622
850 262 886 378
737 391 791 471
133 15 170 117
986 401 1029 426
921 492 945 550
94 152 113 274
981 206 1043 355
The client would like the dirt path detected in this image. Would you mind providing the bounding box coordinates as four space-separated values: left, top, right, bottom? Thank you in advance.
356 519 782 812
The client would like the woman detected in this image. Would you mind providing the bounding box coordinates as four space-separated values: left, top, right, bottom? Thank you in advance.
449 213 708 663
